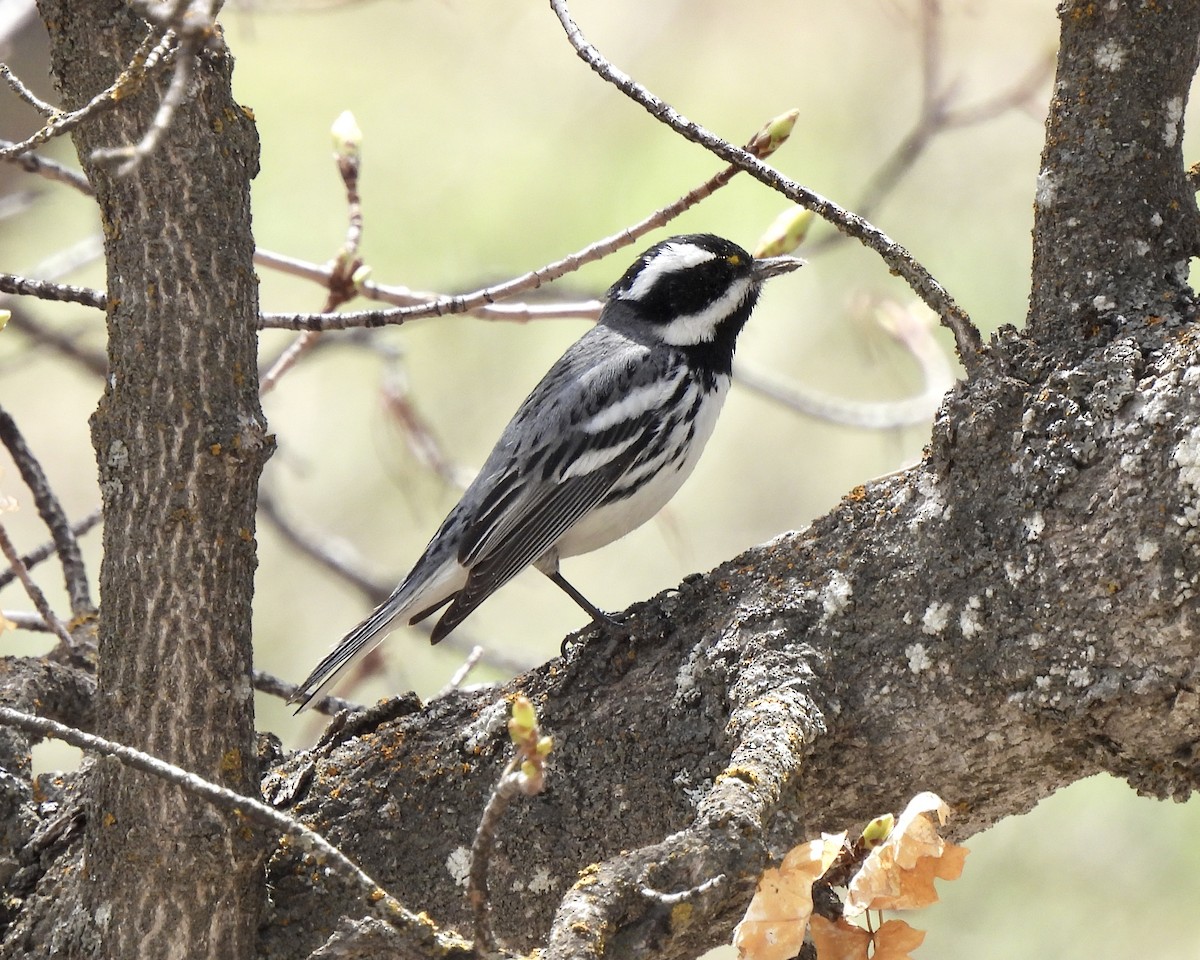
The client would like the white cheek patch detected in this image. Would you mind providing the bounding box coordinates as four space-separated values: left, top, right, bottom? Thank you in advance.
623 243 718 302
658 278 752 345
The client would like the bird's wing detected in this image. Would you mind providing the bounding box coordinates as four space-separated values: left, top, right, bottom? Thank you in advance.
428 415 652 641
425 342 678 641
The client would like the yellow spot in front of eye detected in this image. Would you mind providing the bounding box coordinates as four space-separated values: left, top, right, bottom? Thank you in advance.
727 254 742 266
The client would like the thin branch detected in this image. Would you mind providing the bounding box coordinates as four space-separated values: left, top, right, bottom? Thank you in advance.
0 273 105 309
0 705 471 955
0 141 93 193
1 610 54 632
0 29 169 163
469 765 521 954
468 698 549 955
257 491 532 678
809 11 1052 252
547 0 984 374
258 109 796 331
260 112 367 393
0 237 108 378
0 521 76 650
732 301 954 430
0 62 57 117
28 234 106 282
0 506 101 592
257 490 392 602
0 406 94 617
380 360 472 490
255 248 597 322
1 305 108 378
941 53 1054 129
436 646 485 698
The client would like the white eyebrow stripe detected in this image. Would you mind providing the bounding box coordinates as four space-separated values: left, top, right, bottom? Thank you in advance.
623 242 718 301
658 277 753 345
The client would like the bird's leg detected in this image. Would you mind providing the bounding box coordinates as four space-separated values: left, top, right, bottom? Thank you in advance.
546 570 623 629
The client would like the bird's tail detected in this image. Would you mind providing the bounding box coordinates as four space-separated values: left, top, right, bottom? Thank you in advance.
290 553 465 713
289 598 407 713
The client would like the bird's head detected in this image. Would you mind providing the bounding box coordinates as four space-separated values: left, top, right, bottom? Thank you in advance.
604 233 803 372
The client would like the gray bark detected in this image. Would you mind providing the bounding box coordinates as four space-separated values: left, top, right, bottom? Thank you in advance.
4 1 272 957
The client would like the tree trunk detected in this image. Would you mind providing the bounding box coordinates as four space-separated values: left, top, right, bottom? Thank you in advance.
36 2 270 957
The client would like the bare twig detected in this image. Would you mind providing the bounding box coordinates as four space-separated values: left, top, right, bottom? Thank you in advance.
809 4 1052 253
436 646 485 698
380 361 472 490
255 248 600 324
0 237 108 378
733 301 954 430
260 112 367 393
547 0 984 374
257 490 391 602
468 696 550 954
1 609 54 632
0 704 470 954
0 273 105 309
29 234 106 283
0 521 75 650
0 406 95 617
90 0 223 176
257 491 531 679
0 29 169 163
258 109 797 332
0 507 101 592
0 62 57 117
0 141 93 193
1 306 108 378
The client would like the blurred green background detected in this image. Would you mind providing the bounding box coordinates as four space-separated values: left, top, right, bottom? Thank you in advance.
1 1 1198 958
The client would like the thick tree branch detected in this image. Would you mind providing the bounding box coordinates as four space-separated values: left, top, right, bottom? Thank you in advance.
254 8 1200 959
259 323 1200 959
1029 1 1200 348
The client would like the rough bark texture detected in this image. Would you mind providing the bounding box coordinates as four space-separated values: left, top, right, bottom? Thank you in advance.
3 2 1200 960
8 2 272 958
1029 0 1200 348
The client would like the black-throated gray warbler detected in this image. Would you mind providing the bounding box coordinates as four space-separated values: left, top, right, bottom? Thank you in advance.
292 233 802 711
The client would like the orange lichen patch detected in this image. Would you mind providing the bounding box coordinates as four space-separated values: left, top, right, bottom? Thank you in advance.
219 747 243 776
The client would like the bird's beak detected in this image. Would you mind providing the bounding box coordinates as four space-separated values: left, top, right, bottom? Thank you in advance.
752 255 806 281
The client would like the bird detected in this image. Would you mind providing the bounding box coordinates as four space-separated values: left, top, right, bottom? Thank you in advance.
291 233 802 711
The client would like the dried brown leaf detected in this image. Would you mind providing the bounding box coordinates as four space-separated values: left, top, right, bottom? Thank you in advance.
845 792 968 915
734 833 846 960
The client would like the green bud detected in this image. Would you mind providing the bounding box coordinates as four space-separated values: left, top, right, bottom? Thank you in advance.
753 206 814 258
860 812 895 848
331 110 362 158
746 108 800 159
